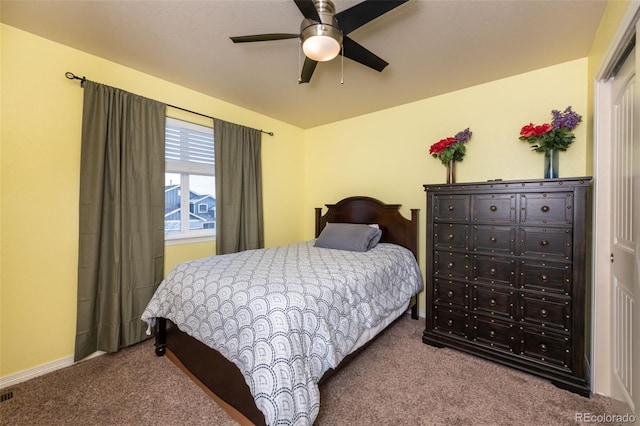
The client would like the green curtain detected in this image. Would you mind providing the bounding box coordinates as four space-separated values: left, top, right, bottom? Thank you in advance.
75 81 166 361
214 118 264 254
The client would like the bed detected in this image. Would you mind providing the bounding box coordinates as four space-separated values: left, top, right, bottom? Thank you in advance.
142 196 422 426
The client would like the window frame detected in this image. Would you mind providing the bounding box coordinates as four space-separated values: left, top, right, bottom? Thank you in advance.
164 117 216 244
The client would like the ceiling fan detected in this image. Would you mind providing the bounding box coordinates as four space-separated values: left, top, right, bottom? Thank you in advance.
230 0 409 84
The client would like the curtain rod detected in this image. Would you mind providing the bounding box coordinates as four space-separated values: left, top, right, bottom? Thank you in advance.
65 72 274 136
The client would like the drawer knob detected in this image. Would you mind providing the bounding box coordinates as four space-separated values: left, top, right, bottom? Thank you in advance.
490 236 497 243
539 240 549 247
539 343 548 352
540 274 549 283
489 267 497 275
489 330 496 338
448 205 455 211
489 298 497 307
447 319 454 326
490 205 497 212
541 205 550 212
540 308 549 318
448 234 455 240
447 290 454 298
447 262 455 269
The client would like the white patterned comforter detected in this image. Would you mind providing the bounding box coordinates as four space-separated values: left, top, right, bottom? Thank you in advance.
141 241 423 426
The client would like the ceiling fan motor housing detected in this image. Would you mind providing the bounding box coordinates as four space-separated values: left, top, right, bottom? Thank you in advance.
300 0 343 61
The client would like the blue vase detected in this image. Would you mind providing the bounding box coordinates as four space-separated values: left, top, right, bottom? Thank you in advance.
544 149 559 179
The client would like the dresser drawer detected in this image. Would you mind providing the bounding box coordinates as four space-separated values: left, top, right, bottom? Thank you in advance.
519 192 574 225
473 316 517 352
433 194 470 222
473 193 516 224
472 255 516 286
471 285 517 319
518 227 572 261
519 260 571 295
472 225 515 255
434 278 468 308
520 328 572 369
521 293 571 332
433 306 470 338
434 223 469 251
434 251 469 280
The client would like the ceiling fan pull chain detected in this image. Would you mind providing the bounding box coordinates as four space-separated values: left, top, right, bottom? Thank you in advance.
341 44 344 84
298 41 302 83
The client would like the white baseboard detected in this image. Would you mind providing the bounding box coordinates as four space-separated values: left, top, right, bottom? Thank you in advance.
0 351 105 390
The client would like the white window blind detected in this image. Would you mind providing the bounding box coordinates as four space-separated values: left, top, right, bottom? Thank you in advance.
165 117 214 174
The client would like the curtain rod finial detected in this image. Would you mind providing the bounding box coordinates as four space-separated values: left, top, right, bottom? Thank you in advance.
65 71 86 87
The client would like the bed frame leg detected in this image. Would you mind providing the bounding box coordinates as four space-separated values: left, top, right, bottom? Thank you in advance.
410 295 419 320
155 317 167 357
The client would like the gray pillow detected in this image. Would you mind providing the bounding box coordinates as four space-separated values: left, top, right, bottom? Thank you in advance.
315 223 383 252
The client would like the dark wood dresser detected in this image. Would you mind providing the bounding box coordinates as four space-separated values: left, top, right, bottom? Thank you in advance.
422 177 592 396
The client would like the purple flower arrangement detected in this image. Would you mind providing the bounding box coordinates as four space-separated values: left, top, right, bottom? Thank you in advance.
519 106 582 153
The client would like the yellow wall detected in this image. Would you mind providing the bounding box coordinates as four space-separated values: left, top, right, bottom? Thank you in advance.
0 21 4 377
0 24 305 377
304 59 589 311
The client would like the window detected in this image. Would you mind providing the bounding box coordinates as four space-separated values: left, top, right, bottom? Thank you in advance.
165 117 215 241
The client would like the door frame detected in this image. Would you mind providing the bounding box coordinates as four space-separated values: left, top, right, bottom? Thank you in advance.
592 1 640 402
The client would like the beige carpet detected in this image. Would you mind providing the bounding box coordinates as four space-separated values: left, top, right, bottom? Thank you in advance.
1 315 618 425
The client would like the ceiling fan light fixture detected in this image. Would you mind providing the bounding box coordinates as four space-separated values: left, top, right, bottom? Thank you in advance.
303 35 340 61
301 22 343 62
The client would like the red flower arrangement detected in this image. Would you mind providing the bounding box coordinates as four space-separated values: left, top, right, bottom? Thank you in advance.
519 123 552 139
429 128 472 165
429 137 456 155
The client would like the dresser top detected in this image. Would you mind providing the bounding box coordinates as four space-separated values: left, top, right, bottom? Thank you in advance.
424 176 592 192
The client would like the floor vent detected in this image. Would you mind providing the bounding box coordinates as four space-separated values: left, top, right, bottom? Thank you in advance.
0 390 14 402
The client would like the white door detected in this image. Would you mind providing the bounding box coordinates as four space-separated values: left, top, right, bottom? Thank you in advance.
608 41 639 418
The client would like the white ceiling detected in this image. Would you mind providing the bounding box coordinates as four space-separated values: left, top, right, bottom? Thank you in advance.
1 0 607 129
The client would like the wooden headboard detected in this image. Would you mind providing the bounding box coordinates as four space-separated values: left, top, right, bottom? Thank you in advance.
314 196 419 259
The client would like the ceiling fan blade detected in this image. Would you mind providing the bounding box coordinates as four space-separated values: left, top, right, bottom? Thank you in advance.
335 0 408 34
294 0 321 22
340 36 388 72
230 34 299 43
299 57 318 84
